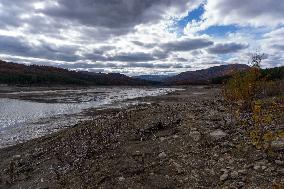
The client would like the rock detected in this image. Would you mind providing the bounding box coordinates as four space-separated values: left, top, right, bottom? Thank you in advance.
238 169 247 175
253 165 261 170
230 171 238 179
275 160 284 165
172 135 179 139
277 168 284 175
12 155 21 159
209 130 227 140
158 152 167 158
220 172 229 181
237 182 245 187
118 176 125 181
271 139 284 151
172 162 183 174
189 131 201 142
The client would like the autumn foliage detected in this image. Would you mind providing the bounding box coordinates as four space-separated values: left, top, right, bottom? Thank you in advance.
223 55 284 151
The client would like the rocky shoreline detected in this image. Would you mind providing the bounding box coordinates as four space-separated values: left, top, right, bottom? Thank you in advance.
0 86 283 188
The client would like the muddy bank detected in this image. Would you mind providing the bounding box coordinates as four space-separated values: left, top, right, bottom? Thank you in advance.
0 87 179 148
0 86 283 188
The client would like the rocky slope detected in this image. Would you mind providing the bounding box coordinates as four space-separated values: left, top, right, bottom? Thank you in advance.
0 86 283 188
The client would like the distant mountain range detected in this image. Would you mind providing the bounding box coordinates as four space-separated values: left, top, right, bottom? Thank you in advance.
0 60 256 86
0 60 155 86
133 75 172 82
163 64 250 85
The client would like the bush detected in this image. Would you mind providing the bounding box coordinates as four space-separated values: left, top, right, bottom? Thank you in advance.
223 56 284 150
223 67 262 110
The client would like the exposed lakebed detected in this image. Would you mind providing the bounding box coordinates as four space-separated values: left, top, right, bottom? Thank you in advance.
0 87 181 148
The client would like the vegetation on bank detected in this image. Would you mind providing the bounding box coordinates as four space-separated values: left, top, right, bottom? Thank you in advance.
212 66 284 84
0 60 155 86
223 54 284 151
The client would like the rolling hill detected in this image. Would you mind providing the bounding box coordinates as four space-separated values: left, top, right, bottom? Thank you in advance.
164 64 250 85
0 60 155 86
133 75 172 82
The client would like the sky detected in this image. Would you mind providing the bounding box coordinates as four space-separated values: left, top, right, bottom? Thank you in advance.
0 0 283 75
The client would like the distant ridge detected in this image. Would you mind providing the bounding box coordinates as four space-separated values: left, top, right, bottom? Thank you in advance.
164 64 250 85
0 60 155 86
133 75 172 82
2 60 270 86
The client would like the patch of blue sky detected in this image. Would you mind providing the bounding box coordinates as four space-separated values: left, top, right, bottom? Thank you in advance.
219 54 233 62
168 5 204 36
177 5 204 28
237 26 271 39
199 25 239 37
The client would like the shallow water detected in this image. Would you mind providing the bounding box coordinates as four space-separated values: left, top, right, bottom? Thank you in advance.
0 87 179 148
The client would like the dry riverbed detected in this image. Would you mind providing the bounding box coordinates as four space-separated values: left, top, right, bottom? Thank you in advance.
0 86 283 188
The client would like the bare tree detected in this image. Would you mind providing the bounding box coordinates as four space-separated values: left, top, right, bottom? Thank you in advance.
250 52 264 68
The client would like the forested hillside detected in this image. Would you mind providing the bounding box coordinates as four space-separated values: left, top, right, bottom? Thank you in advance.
0 60 154 86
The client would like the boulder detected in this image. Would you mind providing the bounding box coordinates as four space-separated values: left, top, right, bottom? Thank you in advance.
209 130 228 140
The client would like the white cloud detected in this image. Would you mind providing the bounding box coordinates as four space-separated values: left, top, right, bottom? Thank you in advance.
0 0 283 74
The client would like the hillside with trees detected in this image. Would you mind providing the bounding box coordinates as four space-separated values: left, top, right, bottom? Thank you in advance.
0 60 155 86
163 64 250 85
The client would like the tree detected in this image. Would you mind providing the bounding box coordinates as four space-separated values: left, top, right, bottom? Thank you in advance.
250 52 264 69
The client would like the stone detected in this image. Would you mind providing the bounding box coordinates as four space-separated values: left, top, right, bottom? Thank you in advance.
172 135 179 139
238 169 247 175
173 162 183 174
253 165 261 170
12 155 21 159
158 152 167 158
189 131 201 142
237 182 245 187
277 168 284 175
118 176 125 181
220 173 229 181
209 130 228 140
275 160 284 165
160 137 166 142
230 171 239 179
271 139 284 151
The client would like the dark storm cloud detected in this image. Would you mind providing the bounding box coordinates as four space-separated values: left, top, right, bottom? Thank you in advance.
0 0 36 28
124 62 185 69
57 62 118 69
161 38 214 52
132 41 156 48
175 57 188 62
42 0 192 29
53 61 186 70
0 0 198 41
107 51 168 62
0 35 80 62
0 35 30 55
0 0 202 65
207 42 248 54
109 53 155 62
270 44 284 51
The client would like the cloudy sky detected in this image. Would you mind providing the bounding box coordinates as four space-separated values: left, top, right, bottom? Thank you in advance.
0 0 283 75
